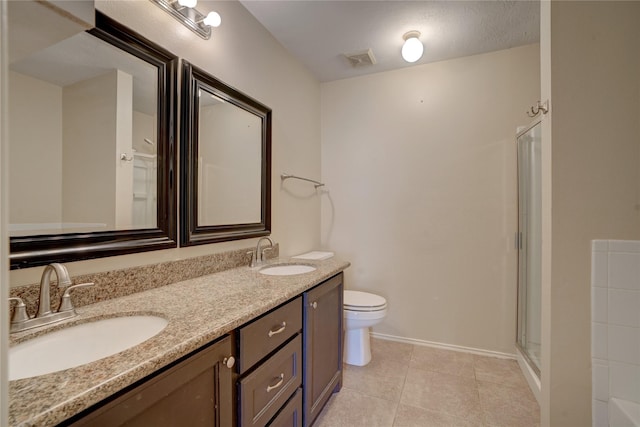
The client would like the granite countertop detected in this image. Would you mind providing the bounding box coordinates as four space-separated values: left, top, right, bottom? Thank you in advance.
9 257 350 427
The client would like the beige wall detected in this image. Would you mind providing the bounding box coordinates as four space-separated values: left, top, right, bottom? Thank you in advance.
540 1 640 425
8 71 63 225
321 44 540 354
62 70 123 228
10 0 321 286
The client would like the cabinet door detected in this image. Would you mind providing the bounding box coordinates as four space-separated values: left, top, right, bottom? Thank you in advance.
68 335 235 427
303 273 343 427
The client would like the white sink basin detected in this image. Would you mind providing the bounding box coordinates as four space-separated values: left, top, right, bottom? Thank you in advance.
259 264 317 276
9 315 167 380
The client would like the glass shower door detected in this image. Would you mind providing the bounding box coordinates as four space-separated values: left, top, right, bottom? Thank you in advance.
516 120 542 375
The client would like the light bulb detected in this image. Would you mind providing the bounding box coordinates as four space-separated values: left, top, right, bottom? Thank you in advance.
203 11 221 27
178 0 197 8
401 31 424 63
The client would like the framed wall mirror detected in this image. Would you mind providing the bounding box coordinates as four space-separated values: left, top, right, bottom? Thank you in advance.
180 61 271 246
8 12 177 269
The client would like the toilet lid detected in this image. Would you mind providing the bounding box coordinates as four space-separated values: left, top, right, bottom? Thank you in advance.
344 290 387 311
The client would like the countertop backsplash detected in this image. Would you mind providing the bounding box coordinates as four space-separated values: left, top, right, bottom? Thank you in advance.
9 244 279 318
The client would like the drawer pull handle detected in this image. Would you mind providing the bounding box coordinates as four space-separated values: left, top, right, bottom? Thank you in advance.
268 322 287 337
266 373 285 392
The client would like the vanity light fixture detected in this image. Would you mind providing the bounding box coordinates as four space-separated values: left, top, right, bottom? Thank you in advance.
401 31 424 63
150 0 221 40
177 0 197 7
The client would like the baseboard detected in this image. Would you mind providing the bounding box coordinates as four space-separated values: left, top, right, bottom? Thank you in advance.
515 347 541 404
370 332 517 360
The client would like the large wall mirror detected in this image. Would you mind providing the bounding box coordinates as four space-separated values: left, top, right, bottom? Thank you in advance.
9 12 177 269
180 61 271 246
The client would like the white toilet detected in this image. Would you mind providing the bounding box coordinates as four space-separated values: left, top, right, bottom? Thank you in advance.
343 290 388 366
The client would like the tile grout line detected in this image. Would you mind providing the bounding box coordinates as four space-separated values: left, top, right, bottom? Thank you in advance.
472 355 488 426
319 338 539 426
391 343 414 427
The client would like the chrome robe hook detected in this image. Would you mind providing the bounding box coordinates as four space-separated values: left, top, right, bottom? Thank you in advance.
527 100 549 118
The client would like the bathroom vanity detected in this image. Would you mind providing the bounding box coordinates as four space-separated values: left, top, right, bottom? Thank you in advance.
8 259 348 427
68 335 235 426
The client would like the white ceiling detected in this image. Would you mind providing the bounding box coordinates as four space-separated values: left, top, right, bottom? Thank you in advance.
240 0 540 82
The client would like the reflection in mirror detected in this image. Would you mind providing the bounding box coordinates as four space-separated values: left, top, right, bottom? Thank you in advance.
9 30 159 235
197 89 262 226
9 12 177 269
181 61 271 246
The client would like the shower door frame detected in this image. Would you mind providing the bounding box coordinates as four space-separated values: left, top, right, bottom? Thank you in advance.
515 118 542 378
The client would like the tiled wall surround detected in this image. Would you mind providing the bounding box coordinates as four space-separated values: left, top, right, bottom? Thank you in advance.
591 240 640 426
9 244 279 318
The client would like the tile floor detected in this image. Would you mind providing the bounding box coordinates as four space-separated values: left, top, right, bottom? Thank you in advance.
314 338 540 427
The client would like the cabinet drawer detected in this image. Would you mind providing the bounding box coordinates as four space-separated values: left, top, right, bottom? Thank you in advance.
239 297 302 373
268 388 302 427
239 335 302 427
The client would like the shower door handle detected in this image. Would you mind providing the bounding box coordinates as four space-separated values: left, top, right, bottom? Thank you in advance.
515 232 523 250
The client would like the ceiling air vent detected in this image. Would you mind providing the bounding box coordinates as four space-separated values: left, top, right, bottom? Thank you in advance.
344 48 377 67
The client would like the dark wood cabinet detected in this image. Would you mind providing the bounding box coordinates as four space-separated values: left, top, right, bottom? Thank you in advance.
62 272 345 427
268 389 302 427
66 335 236 427
238 297 302 374
237 298 303 427
238 335 302 427
302 273 343 427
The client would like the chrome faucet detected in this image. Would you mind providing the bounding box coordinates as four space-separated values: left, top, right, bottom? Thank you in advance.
9 263 94 333
249 237 274 268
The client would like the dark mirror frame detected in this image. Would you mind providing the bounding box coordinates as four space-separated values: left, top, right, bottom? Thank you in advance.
180 61 271 246
9 12 178 269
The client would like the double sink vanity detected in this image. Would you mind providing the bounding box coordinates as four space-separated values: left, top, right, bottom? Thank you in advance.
9 256 349 427
7 5 343 427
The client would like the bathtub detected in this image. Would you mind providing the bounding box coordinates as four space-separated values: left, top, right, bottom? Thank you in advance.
610 398 640 427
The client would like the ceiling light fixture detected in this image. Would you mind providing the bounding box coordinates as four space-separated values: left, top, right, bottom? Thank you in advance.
401 31 424 63
150 0 221 39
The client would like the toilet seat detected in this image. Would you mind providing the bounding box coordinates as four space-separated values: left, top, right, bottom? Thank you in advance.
344 290 387 312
